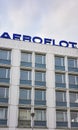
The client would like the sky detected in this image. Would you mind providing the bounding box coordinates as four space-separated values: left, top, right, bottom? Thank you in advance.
0 0 78 45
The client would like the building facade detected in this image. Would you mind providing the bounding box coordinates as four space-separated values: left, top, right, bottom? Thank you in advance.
0 38 78 130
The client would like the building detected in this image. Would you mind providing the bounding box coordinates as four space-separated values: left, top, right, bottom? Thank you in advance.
0 37 78 130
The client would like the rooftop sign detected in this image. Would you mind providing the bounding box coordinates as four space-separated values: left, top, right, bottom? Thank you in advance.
0 32 77 49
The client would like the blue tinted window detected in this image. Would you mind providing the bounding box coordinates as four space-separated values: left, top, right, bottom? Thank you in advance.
20 70 31 80
35 54 45 64
68 58 77 68
35 72 46 81
55 73 65 83
55 56 64 66
35 90 46 100
0 49 11 60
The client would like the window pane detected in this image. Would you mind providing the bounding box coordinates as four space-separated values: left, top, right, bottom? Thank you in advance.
35 72 45 81
0 87 8 98
56 111 67 122
55 73 65 83
55 56 64 66
0 50 11 60
20 89 31 99
21 52 32 62
35 110 46 121
35 90 46 100
0 108 7 119
35 54 45 64
70 93 78 103
19 109 31 120
71 111 78 122
56 91 66 102
69 75 78 85
20 70 31 80
68 58 77 68
0 68 10 78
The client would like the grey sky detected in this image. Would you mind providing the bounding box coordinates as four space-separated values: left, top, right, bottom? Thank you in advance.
0 0 78 44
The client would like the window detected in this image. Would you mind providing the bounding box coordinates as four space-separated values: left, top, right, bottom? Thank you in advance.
0 107 7 125
55 56 65 70
20 70 31 85
35 54 46 68
19 109 31 120
0 108 7 119
35 71 46 86
19 89 31 100
0 87 8 98
18 109 31 127
0 68 10 83
68 58 77 68
55 73 65 83
35 110 46 121
0 49 11 64
71 111 78 122
70 92 78 104
55 56 64 66
21 52 32 67
56 91 66 102
35 72 45 82
35 54 45 65
56 111 67 122
35 90 46 101
35 90 46 105
69 75 78 85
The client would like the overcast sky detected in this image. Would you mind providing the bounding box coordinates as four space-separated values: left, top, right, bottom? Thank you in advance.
0 0 78 44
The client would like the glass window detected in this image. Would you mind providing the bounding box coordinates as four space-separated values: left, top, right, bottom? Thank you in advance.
21 52 32 62
56 111 67 122
0 49 11 60
19 109 31 120
71 111 78 122
56 91 66 102
0 68 10 79
55 56 64 66
55 73 65 83
20 70 31 81
35 71 46 82
70 92 78 103
69 75 78 85
19 89 31 100
35 90 46 101
68 58 77 68
0 108 7 119
0 87 8 98
35 54 45 64
35 110 46 121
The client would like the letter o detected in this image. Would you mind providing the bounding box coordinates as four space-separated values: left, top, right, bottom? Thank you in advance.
59 40 69 47
32 36 43 43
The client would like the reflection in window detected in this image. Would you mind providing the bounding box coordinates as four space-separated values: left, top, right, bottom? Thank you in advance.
56 111 67 122
19 109 31 121
70 92 78 103
71 111 78 122
35 110 46 121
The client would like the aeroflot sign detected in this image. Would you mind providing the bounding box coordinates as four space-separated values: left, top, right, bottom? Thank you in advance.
0 32 77 49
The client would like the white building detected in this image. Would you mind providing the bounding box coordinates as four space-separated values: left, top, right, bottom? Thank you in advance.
0 37 78 130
